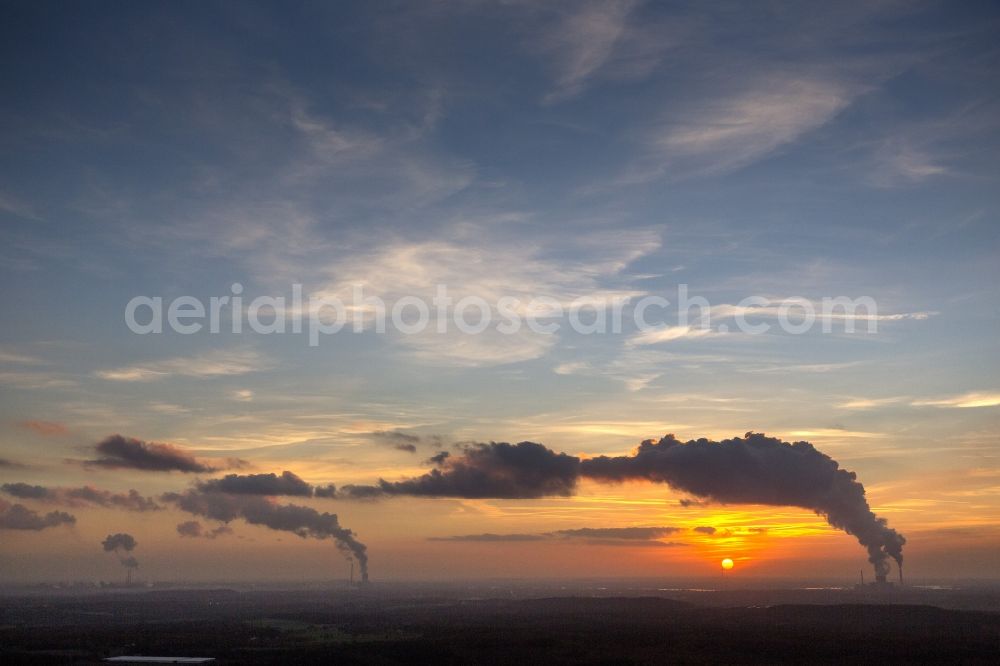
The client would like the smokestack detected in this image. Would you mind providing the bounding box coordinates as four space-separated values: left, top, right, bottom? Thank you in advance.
876 573 887 584
350 560 354 585
898 563 903 586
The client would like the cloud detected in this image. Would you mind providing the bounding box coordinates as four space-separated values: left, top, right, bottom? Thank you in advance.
553 526 682 540
692 526 716 535
16 420 69 436
313 484 338 498
196 471 313 497
0 500 75 530
623 74 864 182
371 431 420 453
0 371 76 390
84 434 219 473
338 441 581 500
428 533 547 542
0 458 26 469
0 348 47 365
678 498 708 507
629 325 716 346
870 137 949 187
95 348 267 382
533 0 640 103
1 482 161 511
310 228 658 367
429 526 685 547
176 520 232 539
911 392 1000 409
837 397 907 410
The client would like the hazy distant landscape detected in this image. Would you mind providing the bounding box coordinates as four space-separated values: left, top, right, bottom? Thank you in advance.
2 583 998 664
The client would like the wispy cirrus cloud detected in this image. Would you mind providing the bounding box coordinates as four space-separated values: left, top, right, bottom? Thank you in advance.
310 227 659 366
628 325 716 347
618 74 866 183
911 392 1000 409
16 420 69 436
837 392 1000 410
532 0 641 104
95 348 267 382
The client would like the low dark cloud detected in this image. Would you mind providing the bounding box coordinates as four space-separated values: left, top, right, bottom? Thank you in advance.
85 435 218 473
693 526 717 535
678 498 708 507
196 471 312 496
0 499 76 530
339 441 580 499
314 484 338 498
553 527 682 540
1 482 160 511
429 526 685 547
162 490 369 581
428 533 547 542
582 538 685 548
0 458 26 469
176 520 232 539
1 483 47 499
425 451 450 466
372 431 420 453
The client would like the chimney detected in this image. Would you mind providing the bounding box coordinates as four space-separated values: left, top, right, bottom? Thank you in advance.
875 573 887 584
898 564 903 586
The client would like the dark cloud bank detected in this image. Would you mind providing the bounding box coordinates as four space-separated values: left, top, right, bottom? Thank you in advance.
339 433 906 578
83 435 244 473
2 483 160 511
0 499 75 530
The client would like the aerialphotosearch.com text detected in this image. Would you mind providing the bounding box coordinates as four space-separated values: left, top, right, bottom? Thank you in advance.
124 283 883 346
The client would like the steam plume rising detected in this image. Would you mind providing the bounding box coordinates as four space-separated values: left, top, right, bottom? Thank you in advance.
102 532 140 577
163 490 369 582
101 532 137 553
581 433 905 578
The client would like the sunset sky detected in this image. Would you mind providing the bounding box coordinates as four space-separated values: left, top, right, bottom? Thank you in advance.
1 2 998 583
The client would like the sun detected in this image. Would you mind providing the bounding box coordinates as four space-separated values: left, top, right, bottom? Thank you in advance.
721 558 734 571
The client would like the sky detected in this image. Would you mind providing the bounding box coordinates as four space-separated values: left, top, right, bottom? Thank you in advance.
0 1 998 584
